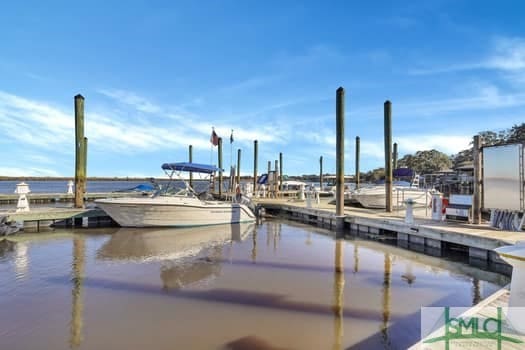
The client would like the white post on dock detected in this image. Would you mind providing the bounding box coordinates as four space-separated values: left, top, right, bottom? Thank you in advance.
15 182 31 212
404 198 414 224
67 180 74 195
431 192 443 221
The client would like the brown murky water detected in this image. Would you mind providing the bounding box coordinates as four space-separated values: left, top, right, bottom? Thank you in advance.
0 220 508 349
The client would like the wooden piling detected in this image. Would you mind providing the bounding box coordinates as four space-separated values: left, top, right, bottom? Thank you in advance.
384 101 393 212
236 148 241 188
355 136 360 189
279 152 283 192
393 142 398 170
188 145 193 188
319 156 323 190
275 159 279 197
253 140 258 195
473 135 482 224
218 138 223 196
336 87 345 216
74 94 86 209
83 137 87 199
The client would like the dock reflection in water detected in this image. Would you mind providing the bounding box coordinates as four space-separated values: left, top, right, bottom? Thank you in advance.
0 220 510 350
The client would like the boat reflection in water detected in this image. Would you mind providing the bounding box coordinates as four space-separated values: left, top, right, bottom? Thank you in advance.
97 223 255 289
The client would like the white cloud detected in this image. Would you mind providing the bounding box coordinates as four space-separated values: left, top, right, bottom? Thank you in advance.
396 134 471 155
0 91 73 150
97 88 162 114
410 36 525 75
0 166 61 177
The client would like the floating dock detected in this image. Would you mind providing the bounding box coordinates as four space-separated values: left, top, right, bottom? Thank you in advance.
2 196 522 273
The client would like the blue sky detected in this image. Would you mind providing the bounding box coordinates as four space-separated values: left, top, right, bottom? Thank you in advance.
1 1 525 177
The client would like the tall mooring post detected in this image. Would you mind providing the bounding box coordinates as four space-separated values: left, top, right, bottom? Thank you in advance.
188 145 193 188
393 142 398 170
355 136 360 189
253 140 258 196
218 138 223 196
236 148 241 188
275 159 279 197
319 156 323 190
384 101 393 212
74 94 86 208
473 135 482 224
335 87 345 220
279 152 283 192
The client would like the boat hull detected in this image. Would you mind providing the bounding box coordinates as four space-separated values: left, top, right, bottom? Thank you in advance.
353 187 432 209
95 197 256 227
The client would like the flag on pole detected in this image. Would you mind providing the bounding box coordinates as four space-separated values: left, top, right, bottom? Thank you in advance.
230 129 234 144
210 127 219 146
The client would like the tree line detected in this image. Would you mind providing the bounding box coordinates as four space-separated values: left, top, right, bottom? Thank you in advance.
359 123 525 182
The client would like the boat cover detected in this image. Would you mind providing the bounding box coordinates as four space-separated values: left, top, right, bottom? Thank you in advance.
161 162 223 174
393 168 414 177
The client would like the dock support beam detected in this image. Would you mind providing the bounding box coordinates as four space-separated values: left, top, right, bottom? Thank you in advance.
473 135 482 224
355 136 360 189
384 101 393 212
275 159 279 197
279 152 283 192
236 148 241 188
189 145 193 188
218 138 223 197
335 87 345 216
253 140 258 196
74 94 86 209
319 156 323 191
393 142 398 170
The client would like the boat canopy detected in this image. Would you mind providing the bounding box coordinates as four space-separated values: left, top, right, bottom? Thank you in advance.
393 168 414 177
161 162 223 174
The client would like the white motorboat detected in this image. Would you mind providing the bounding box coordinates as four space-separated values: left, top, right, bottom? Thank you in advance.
352 172 435 209
95 162 257 227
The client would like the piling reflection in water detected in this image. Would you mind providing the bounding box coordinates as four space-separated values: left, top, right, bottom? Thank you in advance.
381 252 392 347
0 220 512 350
332 239 345 350
70 235 85 349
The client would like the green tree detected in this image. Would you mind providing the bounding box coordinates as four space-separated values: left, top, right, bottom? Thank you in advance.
398 149 452 173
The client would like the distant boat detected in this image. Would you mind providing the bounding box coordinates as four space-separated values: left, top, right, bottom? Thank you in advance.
351 170 436 209
95 162 257 227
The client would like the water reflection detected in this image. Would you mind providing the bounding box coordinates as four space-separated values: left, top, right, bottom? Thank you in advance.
353 243 359 273
0 238 16 261
70 235 85 349
401 262 416 285
97 223 253 263
15 242 30 279
381 253 392 347
332 239 345 350
0 220 512 350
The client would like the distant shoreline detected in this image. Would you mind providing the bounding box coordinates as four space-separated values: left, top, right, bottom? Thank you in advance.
0 176 158 181
0 176 255 181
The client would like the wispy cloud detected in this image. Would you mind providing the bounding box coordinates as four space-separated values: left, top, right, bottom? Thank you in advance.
219 75 279 94
410 36 525 75
351 83 525 120
0 91 73 150
396 134 471 155
0 166 61 177
97 88 162 114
